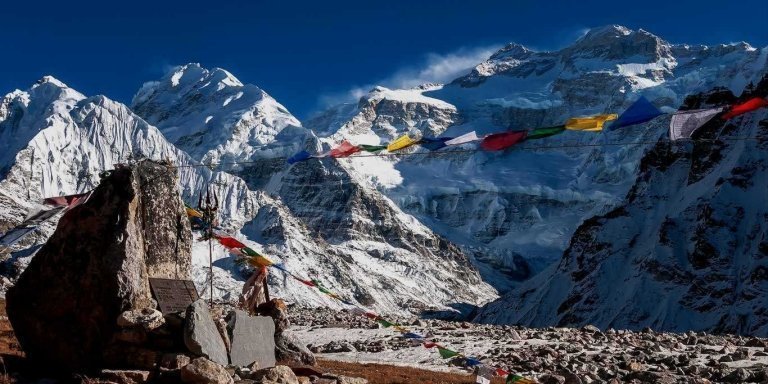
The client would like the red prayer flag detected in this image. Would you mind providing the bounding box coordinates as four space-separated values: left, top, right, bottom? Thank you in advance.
480 131 527 151
422 342 438 348
217 236 246 249
330 140 362 158
722 97 768 120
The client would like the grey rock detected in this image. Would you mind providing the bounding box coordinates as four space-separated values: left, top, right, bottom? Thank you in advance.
227 309 276 368
181 357 234 384
275 331 316 366
336 376 368 384
185 299 229 365
100 369 151 384
161 353 192 369
255 365 298 384
6 161 192 372
118 308 165 330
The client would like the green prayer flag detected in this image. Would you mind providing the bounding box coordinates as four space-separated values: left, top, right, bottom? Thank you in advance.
377 318 394 327
438 347 459 359
360 144 387 152
241 247 260 257
527 125 566 140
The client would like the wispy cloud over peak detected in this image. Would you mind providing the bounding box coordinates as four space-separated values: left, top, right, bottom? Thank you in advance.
315 45 498 113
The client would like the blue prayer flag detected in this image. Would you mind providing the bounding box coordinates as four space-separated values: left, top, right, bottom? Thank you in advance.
287 150 312 164
609 96 664 130
419 137 454 151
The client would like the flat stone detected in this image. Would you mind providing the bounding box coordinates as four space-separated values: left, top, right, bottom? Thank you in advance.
181 357 234 384
227 309 276 368
101 369 151 384
336 376 368 384
184 300 228 365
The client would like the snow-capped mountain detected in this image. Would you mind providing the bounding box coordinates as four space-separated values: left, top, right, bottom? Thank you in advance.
305 25 767 287
132 63 307 165
475 80 768 336
2 25 767 332
0 75 496 316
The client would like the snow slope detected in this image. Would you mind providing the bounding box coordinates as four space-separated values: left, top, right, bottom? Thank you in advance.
305 25 768 289
475 82 768 336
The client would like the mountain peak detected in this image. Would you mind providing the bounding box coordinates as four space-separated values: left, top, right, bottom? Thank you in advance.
34 76 69 89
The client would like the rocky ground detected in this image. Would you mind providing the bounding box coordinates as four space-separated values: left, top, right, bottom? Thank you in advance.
290 307 768 383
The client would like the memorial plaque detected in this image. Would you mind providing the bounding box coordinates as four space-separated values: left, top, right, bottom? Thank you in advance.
149 278 200 314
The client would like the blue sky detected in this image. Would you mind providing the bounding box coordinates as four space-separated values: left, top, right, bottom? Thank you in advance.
2 0 766 119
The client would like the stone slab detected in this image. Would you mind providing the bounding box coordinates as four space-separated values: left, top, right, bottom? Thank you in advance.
150 278 199 314
184 299 228 365
227 309 276 368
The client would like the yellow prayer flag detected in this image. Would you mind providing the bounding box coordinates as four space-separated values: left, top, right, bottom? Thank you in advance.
185 206 203 218
386 135 418 152
565 114 618 131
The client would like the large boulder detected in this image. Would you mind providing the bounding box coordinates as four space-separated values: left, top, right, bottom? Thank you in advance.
6 160 193 372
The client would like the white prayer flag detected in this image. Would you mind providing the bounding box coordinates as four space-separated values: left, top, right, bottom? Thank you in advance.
669 107 723 141
444 131 480 146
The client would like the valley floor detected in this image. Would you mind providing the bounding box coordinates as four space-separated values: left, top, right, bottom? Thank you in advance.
291 307 768 383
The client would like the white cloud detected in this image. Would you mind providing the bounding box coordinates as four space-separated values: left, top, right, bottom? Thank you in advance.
315 45 498 111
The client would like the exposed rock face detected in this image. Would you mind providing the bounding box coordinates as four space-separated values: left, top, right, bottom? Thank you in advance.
6 160 192 371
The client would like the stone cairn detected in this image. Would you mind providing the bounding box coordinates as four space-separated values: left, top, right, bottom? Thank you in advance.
6 161 364 384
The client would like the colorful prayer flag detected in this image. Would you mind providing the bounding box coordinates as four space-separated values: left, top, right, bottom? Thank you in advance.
330 140 361 158
419 137 454 151
444 131 480 146
669 107 723 141
185 205 204 218
438 347 460 359
287 150 312 164
608 96 664 130
42 191 93 208
387 135 419 152
359 144 387 152
217 236 246 249
377 318 395 328
480 131 527 151
526 126 565 140
422 342 438 349
506 375 536 384
722 97 768 120
565 114 618 131
465 358 482 366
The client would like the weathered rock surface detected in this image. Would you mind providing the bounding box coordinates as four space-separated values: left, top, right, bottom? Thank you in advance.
100 369 152 384
227 309 276 368
6 161 192 371
253 365 298 384
118 308 166 330
181 357 234 384
185 299 229 365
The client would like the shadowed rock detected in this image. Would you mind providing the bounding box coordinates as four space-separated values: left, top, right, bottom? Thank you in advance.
6 160 192 372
